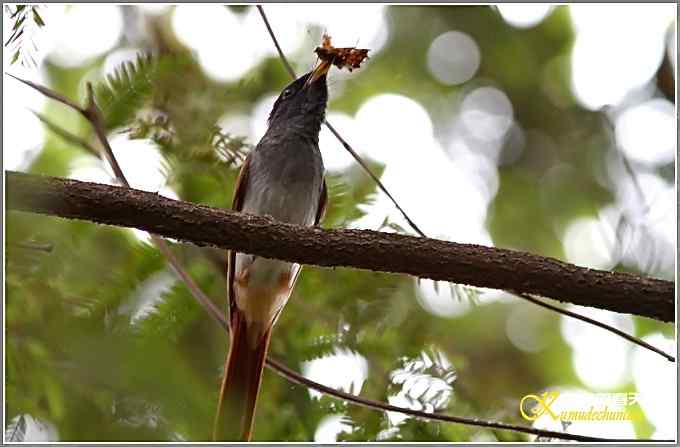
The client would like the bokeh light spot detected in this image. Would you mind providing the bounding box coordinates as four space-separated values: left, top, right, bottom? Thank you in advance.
48 5 123 67
562 216 617 270
173 6 285 82
496 4 554 29
108 134 166 192
427 31 480 85
319 113 358 172
615 98 676 166
561 306 633 389
460 87 514 142
570 4 675 109
416 279 472 318
314 415 354 442
302 347 368 400
505 305 548 353
355 94 434 166
632 333 676 437
3 71 45 170
250 94 278 142
102 47 143 78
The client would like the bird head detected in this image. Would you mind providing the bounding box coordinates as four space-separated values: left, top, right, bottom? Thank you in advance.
267 61 331 135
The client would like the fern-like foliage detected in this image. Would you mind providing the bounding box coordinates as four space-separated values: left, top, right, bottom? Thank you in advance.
95 53 157 131
209 125 249 166
125 110 176 147
124 115 249 198
3 4 46 67
125 112 249 166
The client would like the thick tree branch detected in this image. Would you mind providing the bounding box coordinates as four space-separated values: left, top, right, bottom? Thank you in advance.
7 170 674 323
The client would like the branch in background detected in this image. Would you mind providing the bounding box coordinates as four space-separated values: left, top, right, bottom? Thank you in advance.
517 293 674 362
7 171 674 324
31 110 99 157
266 359 635 443
256 5 296 79
256 5 426 238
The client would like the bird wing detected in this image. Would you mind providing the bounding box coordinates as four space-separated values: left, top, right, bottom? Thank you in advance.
315 177 328 226
227 154 251 325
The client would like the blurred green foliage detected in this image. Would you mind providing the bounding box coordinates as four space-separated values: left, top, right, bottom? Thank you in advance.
4 5 675 441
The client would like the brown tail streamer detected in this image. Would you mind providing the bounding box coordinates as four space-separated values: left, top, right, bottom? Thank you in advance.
213 309 272 441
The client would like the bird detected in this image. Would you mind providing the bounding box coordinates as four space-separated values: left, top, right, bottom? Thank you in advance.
213 60 331 441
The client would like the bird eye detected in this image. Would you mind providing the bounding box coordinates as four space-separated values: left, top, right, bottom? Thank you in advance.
282 88 293 99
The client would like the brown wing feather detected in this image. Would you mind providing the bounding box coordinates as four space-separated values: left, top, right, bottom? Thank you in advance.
227 155 251 325
315 178 328 226
232 154 251 212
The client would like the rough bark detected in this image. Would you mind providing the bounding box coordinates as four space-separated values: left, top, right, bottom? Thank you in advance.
6 170 675 322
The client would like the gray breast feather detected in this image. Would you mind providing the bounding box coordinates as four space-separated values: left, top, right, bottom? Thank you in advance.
241 141 323 226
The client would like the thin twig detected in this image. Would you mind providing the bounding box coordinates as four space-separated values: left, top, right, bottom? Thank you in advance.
82 82 129 183
31 110 99 157
255 5 426 237
6 72 82 110
265 358 651 443
256 5 295 79
518 293 675 362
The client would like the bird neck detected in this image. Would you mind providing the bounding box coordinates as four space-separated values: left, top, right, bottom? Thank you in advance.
267 114 324 144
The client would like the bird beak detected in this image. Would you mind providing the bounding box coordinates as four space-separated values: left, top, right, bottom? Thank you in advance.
307 60 332 86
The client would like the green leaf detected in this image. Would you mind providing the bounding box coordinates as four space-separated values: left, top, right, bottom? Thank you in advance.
94 53 158 130
32 7 45 27
10 5 26 19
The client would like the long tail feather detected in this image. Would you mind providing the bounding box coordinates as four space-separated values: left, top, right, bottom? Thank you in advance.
213 309 272 441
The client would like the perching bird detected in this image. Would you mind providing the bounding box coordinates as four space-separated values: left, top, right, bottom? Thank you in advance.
213 61 331 441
